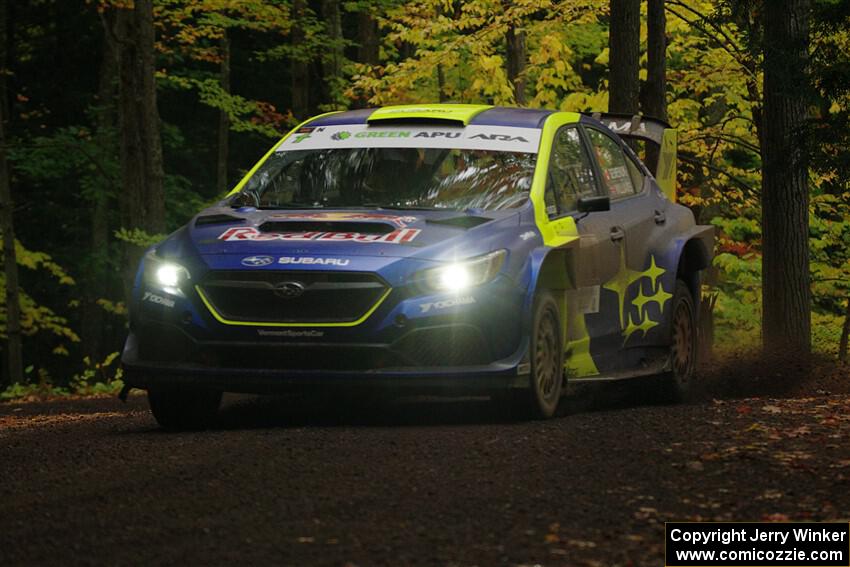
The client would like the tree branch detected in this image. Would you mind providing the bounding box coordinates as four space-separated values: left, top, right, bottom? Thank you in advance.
679 153 758 194
666 0 746 56
681 133 761 154
665 5 757 80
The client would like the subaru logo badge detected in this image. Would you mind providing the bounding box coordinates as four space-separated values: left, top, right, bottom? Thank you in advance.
274 281 306 299
241 255 274 267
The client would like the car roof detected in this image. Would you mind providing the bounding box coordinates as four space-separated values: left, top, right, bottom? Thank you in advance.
307 104 559 129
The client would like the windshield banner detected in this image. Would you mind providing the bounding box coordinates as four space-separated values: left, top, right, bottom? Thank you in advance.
277 124 542 154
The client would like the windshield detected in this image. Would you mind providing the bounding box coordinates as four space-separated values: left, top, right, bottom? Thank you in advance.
232 147 537 211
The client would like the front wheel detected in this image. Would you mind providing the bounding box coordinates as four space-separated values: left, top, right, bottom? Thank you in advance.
659 280 697 401
148 387 222 431
496 290 564 419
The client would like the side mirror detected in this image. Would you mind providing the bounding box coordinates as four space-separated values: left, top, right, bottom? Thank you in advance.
577 195 610 213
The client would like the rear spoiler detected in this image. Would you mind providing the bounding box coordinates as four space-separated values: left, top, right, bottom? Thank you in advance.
586 112 678 202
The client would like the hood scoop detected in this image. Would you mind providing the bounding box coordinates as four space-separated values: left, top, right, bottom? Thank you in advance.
195 214 245 227
258 221 397 235
425 216 492 230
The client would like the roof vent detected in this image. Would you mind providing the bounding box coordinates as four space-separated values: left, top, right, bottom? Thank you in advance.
367 104 492 127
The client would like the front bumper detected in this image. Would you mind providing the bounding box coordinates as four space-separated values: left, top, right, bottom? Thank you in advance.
122 272 531 395
123 362 527 396
122 324 529 395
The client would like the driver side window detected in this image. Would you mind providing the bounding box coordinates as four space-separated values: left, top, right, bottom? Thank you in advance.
546 127 598 218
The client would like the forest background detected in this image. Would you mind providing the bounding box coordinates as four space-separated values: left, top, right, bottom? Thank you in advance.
0 0 847 398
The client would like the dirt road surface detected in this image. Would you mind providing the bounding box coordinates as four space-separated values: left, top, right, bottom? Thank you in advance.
1 383 849 566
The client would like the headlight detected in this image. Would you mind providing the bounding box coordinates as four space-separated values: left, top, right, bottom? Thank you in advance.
156 264 183 287
421 250 507 292
143 250 190 296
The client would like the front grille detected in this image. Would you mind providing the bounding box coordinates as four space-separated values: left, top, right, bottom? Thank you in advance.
198 270 389 324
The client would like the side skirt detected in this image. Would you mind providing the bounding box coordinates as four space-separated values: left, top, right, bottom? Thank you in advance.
569 356 670 383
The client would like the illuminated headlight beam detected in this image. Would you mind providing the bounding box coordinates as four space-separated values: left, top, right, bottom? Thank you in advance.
143 250 191 297
421 249 507 293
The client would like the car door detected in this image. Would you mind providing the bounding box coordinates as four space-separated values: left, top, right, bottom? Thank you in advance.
583 126 669 369
543 126 623 376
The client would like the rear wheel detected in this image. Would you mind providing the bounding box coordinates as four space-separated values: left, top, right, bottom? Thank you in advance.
148 387 222 431
496 290 564 419
660 280 697 401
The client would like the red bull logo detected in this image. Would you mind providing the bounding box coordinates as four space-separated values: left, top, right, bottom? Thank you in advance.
218 227 421 244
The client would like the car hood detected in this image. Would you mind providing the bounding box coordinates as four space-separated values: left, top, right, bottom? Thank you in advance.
179 206 522 263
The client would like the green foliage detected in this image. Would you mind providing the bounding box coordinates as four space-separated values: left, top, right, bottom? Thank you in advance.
8 126 119 195
711 216 760 243
114 228 167 249
96 299 128 317
812 312 844 357
710 252 761 352
0 381 61 402
0 239 79 346
159 74 292 137
351 0 600 106
70 352 124 396
154 0 329 133
807 2 850 320
0 367 69 401
710 203 849 356
0 352 123 401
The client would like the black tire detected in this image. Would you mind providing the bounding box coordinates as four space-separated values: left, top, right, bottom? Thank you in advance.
659 280 697 402
496 290 564 419
147 387 222 431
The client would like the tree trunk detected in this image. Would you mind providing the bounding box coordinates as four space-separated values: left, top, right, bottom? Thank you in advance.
291 0 310 120
116 0 166 298
80 10 119 364
321 0 343 108
136 0 165 234
839 295 850 362
0 58 23 386
641 0 666 120
608 0 640 114
357 8 379 68
436 64 447 103
0 0 6 120
351 6 379 109
506 25 527 105
761 0 811 355
641 0 666 172
217 31 230 195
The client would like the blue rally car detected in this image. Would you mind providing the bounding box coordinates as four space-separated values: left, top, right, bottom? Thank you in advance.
121 104 714 428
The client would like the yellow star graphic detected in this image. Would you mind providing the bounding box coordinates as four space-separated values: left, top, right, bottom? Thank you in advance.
633 280 673 316
642 256 665 291
636 314 659 337
622 311 643 344
603 247 644 329
605 253 670 340
623 311 660 345
647 281 673 315
632 285 653 314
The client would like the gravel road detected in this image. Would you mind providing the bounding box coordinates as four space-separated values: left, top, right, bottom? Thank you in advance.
1 385 848 566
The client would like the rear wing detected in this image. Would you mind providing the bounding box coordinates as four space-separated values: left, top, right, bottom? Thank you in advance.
587 112 678 202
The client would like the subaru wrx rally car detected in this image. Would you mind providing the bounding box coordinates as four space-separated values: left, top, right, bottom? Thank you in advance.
122 104 714 428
